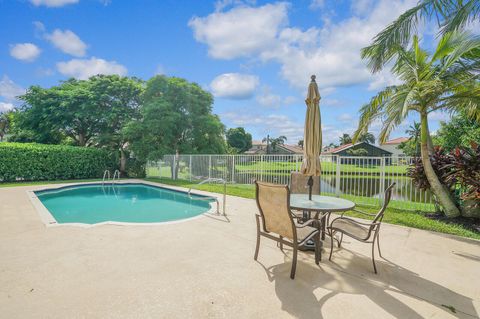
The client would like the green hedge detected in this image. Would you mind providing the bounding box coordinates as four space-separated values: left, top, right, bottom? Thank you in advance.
0 143 113 182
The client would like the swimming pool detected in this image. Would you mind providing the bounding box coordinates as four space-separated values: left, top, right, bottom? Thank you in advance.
33 183 214 225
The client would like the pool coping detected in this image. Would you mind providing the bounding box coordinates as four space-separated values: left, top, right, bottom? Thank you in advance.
27 179 220 228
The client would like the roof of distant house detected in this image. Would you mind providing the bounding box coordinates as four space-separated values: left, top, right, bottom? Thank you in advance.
252 140 266 145
323 143 353 154
382 137 409 145
278 144 303 154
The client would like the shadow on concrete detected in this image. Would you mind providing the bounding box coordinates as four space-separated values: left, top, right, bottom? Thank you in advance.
255 247 477 319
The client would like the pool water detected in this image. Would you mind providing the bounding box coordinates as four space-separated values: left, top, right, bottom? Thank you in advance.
35 183 213 224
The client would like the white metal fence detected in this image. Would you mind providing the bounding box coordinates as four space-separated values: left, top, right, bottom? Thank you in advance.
146 154 435 212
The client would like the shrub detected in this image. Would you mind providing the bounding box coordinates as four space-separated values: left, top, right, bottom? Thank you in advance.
0 143 114 182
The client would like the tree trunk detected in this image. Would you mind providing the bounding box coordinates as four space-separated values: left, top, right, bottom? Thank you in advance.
120 148 127 176
420 112 460 218
77 133 86 146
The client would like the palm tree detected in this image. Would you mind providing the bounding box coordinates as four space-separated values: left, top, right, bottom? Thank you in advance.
339 133 352 145
357 132 376 144
405 122 421 156
262 135 287 153
353 32 480 218
362 0 480 72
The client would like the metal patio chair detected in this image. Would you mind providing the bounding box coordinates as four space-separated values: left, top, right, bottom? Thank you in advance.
254 181 321 279
328 183 395 274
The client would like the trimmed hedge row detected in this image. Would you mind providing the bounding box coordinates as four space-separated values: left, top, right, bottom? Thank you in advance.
0 143 113 182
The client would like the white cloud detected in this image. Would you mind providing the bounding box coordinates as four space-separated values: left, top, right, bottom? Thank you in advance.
429 111 451 122
256 86 298 107
222 112 304 142
30 0 78 7
9 43 41 62
189 3 288 59
351 0 374 15
45 29 87 57
0 76 25 101
155 64 166 75
309 0 325 10
210 73 259 99
214 0 256 12
337 113 354 122
190 0 417 90
56 57 127 79
0 102 14 112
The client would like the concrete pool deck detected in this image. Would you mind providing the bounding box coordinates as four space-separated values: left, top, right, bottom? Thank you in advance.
1 179 479 318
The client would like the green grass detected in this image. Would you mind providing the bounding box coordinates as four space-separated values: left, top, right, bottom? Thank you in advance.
2 177 477 240
145 177 480 240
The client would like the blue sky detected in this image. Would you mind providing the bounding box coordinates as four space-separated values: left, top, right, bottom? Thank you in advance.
0 0 450 145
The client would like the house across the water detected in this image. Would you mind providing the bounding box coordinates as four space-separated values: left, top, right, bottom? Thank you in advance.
244 141 303 155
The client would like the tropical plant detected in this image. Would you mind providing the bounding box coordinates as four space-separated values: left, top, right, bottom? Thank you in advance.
362 0 480 72
354 32 480 218
339 133 352 145
298 139 304 148
435 111 480 151
346 148 369 156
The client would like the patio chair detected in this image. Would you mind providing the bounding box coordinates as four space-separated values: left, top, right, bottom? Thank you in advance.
254 181 321 279
327 183 395 274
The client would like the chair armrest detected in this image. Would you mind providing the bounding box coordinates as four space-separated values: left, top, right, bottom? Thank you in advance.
295 218 318 228
328 216 380 228
352 209 377 217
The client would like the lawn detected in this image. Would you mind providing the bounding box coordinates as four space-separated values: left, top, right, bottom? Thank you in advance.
145 177 480 240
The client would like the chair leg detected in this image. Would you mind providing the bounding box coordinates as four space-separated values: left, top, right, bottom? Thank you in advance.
329 231 335 261
321 215 326 240
290 244 298 279
377 233 382 258
338 233 343 248
279 236 283 251
254 216 261 261
372 238 378 274
314 232 321 264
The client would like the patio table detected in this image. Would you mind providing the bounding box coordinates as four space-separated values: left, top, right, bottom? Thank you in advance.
289 194 355 250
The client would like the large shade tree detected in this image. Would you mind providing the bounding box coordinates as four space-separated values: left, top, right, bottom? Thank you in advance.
226 127 252 153
124 75 226 162
353 32 480 217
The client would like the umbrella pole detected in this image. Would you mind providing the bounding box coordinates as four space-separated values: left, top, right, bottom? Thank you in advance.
307 176 313 200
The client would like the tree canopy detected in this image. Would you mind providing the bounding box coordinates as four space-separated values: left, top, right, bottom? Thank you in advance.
226 127 252 153
124 75 226 161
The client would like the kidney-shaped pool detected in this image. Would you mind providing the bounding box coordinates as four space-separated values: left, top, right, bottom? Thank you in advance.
34 183 214 225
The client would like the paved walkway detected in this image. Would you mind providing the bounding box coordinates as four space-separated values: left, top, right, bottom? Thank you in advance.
1 180 479 318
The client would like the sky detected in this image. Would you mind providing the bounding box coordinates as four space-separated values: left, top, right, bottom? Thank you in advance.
0 0 452 145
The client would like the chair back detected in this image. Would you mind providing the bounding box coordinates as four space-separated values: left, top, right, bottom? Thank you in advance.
255 181 295 240
290 172 320 195
372 183 396 224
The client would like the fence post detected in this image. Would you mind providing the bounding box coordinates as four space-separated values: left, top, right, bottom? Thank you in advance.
335 155 341 197
189 155 192 181
260 155 264 182
158 160 162 179
231 155 235 183
208 155 212 179
380 157 386 206
173 156 177 180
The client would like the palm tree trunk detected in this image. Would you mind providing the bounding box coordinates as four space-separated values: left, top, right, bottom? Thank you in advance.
420 112 460 217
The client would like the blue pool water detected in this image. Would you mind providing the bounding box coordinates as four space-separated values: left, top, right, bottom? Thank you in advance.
35 183 213 224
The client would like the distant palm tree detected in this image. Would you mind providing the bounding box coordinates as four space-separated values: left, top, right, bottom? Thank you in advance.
405 122 421 156
353 32 480 218
357 132 375 144
297 139 304 148
339 133 352 145
362 0 480 72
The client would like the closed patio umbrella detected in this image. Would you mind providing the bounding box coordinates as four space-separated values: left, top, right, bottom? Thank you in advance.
300 75 322 200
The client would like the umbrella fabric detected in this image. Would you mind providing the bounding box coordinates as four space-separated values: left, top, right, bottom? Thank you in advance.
300 75 322 176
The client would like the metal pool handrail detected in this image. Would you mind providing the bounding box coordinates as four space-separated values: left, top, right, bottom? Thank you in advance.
188 178 226 216
102 170 111 185
112 170 120 184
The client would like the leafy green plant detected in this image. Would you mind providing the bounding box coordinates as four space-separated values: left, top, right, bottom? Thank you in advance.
445 143 480 203
0 143 114 182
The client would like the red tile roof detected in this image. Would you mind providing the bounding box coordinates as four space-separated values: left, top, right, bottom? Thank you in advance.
323 143 352 154
382 137 409 145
